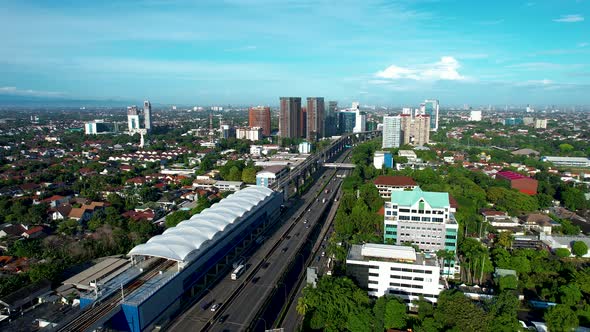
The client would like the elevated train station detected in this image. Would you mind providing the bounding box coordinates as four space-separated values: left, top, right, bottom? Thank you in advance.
73 186 282 332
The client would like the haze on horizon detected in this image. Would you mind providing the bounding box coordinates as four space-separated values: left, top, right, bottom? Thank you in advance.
0 0 589 106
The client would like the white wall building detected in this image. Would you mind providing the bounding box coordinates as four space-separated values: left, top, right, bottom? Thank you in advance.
382 116 402 149
534 119 548 129
346 244 443 303
236 127 263 141
469 110 482 122
250 145 263 157
214 181 243 192
541 156 590 168
298 141 312 154
353 110 366 133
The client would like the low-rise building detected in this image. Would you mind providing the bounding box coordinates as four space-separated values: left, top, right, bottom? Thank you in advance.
541 156 590 168
346 244 443 304
298 142 312 154
373 175 417 199
373 151 393 170
495 170 538 195
214 181 244 192
398 150 418 163
256 165 288 187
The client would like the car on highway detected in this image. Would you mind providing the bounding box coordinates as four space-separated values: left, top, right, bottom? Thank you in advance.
282 246 288 252
219 315 228 323
210 303 221 312
303 219 308 224
252 276 260 283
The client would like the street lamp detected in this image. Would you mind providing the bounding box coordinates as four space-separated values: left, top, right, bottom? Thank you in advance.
258 317 268 330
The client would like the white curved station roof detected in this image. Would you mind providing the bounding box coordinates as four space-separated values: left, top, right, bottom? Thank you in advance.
128 186 275 263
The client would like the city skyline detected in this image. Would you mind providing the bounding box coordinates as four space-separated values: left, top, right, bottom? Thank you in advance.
0 1 589 105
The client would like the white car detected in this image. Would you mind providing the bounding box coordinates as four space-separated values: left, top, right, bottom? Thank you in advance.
210 303 220 312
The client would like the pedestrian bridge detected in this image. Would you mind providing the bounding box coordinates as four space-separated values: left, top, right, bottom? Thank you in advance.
322 163 356 169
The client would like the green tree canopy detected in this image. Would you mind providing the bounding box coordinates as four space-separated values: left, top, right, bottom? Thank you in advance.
572 241 588 257
544 304 578 332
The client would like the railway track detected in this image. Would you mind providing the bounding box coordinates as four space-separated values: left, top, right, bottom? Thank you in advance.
57 259 174 332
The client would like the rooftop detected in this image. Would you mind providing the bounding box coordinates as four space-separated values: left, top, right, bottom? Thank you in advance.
496 170 530 181
348 244 437 266
390 187 450 209
258 165 287 175
373 175 417 187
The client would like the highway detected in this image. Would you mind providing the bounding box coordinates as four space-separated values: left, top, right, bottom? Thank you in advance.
167 149 351 332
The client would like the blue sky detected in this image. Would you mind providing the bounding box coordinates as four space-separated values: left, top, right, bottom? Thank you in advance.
0 0 589 106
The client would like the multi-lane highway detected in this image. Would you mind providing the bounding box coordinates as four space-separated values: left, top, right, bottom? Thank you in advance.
166 149 351 332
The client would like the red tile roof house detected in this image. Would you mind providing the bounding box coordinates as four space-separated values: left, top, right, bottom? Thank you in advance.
495 170 538 195
373 176 418 199
21 226 48 239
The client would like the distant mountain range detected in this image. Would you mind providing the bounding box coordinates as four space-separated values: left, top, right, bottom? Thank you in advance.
0 94 132 107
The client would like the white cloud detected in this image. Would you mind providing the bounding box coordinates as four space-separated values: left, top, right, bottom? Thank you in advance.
375 56 465 81
553 14 584 23
578 42 589 47
0 86 64 97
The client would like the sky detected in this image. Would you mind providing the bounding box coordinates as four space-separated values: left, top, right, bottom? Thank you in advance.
0 0 589 107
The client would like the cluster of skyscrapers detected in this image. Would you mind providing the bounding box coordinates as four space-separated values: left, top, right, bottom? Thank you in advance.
278 97 367 141
382 99 439 149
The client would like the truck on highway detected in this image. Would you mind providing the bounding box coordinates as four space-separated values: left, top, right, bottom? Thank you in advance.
322 198 326 203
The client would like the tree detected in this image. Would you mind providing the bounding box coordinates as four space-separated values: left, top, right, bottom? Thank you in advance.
561 187 588 211
544 304 578 332
486 291 521 332
559 284 582 306
559 143 574 153
499 275 518 291
434 290 490 332
572 241 588 257
555 248 571 258
165 210 190 228
227 166 242 181
497 231 513 248
241 167 257 184
297 277 370 332
384 296 408 329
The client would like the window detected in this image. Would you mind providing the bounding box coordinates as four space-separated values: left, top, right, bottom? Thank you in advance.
369 273 379 277
422 217 431 222
400 216 410 220
411 216 421 221
368 280 378 284
433 218 443 223
399 208 410 212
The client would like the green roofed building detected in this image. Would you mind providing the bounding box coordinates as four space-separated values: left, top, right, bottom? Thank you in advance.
383 187 459 275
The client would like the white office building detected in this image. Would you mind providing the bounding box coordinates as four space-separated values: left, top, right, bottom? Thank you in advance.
346 244 443 303
214 181 243 192
236 127 263 141
353 110 366 133
382 116 402 149
298 141 312 154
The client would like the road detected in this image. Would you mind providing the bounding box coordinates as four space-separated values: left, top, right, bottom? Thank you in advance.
167 149 350 332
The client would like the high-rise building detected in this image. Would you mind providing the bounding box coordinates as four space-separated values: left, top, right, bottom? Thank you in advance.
84 120 113 135
400 114 430 146
279 97 302 138
382 116 402 149
338 111 356 134
325 101 339 137
413 115 430 145
220 123 235 139
373 151 393 170
306 97 325 141
353 110 366 133
127 106 141 132
301 106 307 138
248 106 271 136
143 100 152 131
383 187 459 275
423 99 439 131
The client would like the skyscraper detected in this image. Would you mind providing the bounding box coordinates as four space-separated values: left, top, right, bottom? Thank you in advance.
248 106 271 136
423 99 439 131
339 111 356 134
301 106 307 138
143 100 152 131
325 101 339 137
400 114 430 146
306 97 325 141
382 116 402 149
279 97 302 138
